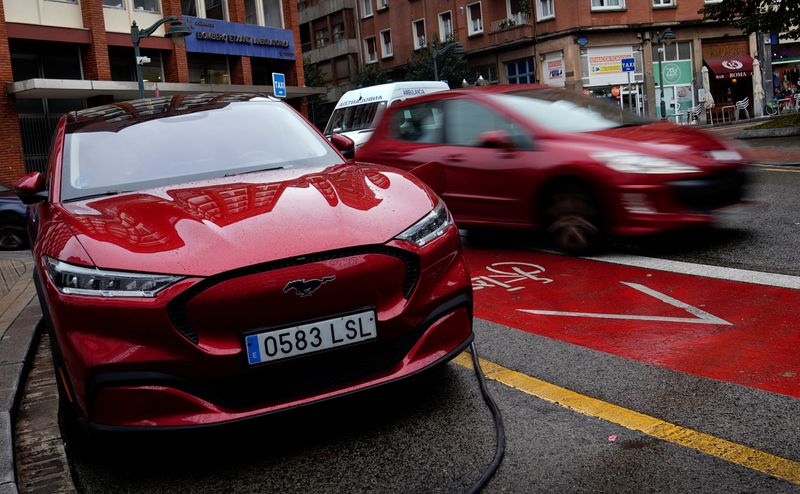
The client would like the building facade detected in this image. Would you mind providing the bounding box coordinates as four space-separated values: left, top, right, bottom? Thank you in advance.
0 0 317 184
305 0 764 123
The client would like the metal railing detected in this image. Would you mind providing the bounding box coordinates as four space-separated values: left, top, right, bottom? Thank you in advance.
490 12 531 32
19 114 61 174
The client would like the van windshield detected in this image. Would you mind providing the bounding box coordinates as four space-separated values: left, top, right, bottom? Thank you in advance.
325 101 387 134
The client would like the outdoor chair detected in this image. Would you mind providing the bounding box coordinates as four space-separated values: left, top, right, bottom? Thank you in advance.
685 104 703 124
734 97 750 121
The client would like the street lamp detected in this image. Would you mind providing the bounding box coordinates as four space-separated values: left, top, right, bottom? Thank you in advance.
655 27 675 120
131 16 191 98
431 41 465 82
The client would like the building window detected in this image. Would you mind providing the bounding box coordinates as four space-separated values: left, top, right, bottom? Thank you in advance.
182 0 197 15
244 0 258 23
653 0 674 5
261 0 283 28
377 0 388 10
188 53 230 83
133 0 161 13
315 28 329 48
505 57 535 84
362 0 373 18
205 0 226 19
412 19 426 49
333 23 345 42
364 37 378 63
704 0 721 3
472 64 498 84
103 0 125 8
536 0 554 19
380 29 392 58
467 2 483 36
438 12 453 42
591 0 624 10
45 0 77 3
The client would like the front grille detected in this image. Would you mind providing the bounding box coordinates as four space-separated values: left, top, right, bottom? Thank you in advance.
167 245 420 344
668 167 749 213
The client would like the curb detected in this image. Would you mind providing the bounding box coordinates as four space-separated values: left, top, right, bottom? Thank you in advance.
0 285 42 494
736 127 800 139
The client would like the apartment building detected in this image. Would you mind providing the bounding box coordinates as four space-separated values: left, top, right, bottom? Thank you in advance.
348 0 761 120
0 0 316 183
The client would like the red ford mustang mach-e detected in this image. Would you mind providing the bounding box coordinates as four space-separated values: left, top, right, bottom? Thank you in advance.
16 94 472 430
357 85 750 253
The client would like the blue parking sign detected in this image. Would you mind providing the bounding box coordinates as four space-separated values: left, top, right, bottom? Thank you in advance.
272 72 287 98
621 58 636 72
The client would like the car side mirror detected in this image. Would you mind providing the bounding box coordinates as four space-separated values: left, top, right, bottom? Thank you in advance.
15 172 48 205
330 133 355 160
476 130 514 150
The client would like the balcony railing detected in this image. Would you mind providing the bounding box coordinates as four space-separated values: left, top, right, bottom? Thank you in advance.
490 12 531 33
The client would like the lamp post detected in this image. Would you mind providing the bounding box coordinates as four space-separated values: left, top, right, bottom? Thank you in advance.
655 27 675 120
131 16 190 99
432 40 465 82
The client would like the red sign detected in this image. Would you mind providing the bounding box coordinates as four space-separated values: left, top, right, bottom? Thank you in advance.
611 86 621 97
466 247 800 398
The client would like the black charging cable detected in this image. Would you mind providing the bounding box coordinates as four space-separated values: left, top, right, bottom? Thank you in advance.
466 342 506 494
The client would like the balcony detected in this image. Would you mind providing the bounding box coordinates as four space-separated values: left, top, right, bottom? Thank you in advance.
489 12 531 33
304 38 360 64
298 0 356 24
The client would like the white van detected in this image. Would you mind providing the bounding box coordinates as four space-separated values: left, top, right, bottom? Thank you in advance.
324 81 449 149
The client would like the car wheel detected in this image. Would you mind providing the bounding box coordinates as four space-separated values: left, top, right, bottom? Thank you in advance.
545 185 602 255
0 215 28 250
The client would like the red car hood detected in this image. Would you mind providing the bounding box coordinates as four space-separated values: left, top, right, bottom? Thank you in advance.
589 121 731 154
58 163 436 276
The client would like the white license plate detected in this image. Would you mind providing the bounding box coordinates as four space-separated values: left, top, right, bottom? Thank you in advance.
244 310 377 365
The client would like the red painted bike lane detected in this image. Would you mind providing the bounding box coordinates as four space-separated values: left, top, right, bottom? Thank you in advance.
465 248 800 398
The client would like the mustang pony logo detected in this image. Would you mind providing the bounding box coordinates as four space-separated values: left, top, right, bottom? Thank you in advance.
283 276 336 297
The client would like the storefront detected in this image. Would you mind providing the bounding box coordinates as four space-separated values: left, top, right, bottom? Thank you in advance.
771 41 800 98
580 45 644 115
182 15 297 85
541 51 565 87
703 54 753 115
652 41 696 120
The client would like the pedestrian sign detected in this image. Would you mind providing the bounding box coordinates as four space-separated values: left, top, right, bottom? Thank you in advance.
621 58 636 72
272 72 287 98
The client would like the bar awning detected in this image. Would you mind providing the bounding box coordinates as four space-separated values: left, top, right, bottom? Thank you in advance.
704 55 754 80
7 79 325 100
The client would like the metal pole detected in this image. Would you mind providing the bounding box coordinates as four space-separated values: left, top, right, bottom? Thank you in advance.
134 40 145 99
627 71 632 113
658 46 666 119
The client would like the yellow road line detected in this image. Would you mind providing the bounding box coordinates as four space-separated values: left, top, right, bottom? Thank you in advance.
453 353 800 485
758 166 800 173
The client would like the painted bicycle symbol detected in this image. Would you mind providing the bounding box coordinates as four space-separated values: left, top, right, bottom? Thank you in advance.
471 262 554 292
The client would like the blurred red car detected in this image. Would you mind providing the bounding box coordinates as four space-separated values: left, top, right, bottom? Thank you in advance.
16 94 472 430
357 85 750 253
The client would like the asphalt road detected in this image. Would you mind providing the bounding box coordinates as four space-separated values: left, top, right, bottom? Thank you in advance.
61 165 800 493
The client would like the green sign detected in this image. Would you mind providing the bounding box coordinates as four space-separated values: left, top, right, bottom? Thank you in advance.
653 60 693 86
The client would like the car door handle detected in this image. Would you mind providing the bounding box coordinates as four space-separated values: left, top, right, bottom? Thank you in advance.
382 151 400 157
445 154 464 163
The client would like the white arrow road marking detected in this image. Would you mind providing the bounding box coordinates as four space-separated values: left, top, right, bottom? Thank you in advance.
518 282 733 326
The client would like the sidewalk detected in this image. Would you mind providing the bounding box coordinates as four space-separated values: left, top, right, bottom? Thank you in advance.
0 252 40 494
705 122 800 166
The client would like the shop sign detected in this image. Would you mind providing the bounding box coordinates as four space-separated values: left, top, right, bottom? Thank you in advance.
183 16 295 60
586 46 637 86
542 52 565 87
652 60 693 86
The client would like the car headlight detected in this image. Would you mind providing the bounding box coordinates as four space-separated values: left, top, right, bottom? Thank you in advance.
707 150 743 162
394 201 453 247
44 256 183 297
591 151 701 174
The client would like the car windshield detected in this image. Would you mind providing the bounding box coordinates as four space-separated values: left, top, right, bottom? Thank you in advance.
490 88 650 133
324 101 387 135
62 102 341 201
